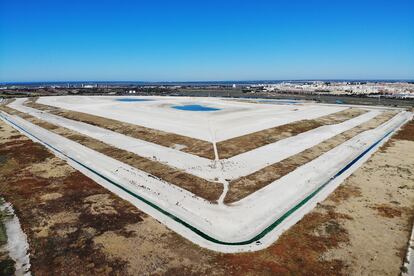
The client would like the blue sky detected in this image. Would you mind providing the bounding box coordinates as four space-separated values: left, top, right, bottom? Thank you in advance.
0 0 413 82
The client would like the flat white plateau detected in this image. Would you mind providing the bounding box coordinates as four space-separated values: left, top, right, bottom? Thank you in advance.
38 96 346 142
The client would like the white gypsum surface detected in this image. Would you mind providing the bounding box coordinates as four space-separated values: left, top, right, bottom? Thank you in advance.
0 200 31 275
37 96 347 142
1 109 410 253
10 98 380 181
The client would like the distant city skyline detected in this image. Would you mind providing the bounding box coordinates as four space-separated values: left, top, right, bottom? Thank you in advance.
1 0 413 82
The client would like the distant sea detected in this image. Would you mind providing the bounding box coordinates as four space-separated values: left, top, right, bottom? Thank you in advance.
1 79 413 87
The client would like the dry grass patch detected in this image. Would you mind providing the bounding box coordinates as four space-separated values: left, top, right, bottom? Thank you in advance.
371 204 403 218
83 194 118 215
393 118 414 141
216 208 351 275
328 184 362 203
27 157 75 178
39 192 63 201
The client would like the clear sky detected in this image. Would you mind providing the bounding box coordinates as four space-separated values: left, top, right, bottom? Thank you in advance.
0 0 413 82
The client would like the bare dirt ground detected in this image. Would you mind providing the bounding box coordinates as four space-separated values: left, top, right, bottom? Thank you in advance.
26 99 217 159
217 108 367 158
1 113 413 275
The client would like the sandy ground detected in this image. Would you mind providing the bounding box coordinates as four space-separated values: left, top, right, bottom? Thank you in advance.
1 114 413 274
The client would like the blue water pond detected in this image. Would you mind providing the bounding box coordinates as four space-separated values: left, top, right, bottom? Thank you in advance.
172 104 221 111
116 98 153 102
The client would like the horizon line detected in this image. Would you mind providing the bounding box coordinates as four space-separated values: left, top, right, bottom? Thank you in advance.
2 78 414 84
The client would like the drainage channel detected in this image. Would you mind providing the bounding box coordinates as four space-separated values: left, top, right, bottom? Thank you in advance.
0 112 401 247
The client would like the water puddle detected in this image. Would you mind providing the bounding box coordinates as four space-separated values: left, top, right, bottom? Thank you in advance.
172 104 221 111
116 98 153 102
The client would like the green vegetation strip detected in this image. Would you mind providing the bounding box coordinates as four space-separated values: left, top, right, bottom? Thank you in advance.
0 112 398 246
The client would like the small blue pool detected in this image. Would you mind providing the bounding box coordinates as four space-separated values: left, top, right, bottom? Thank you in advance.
116 98 153 102
172 104 221 111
